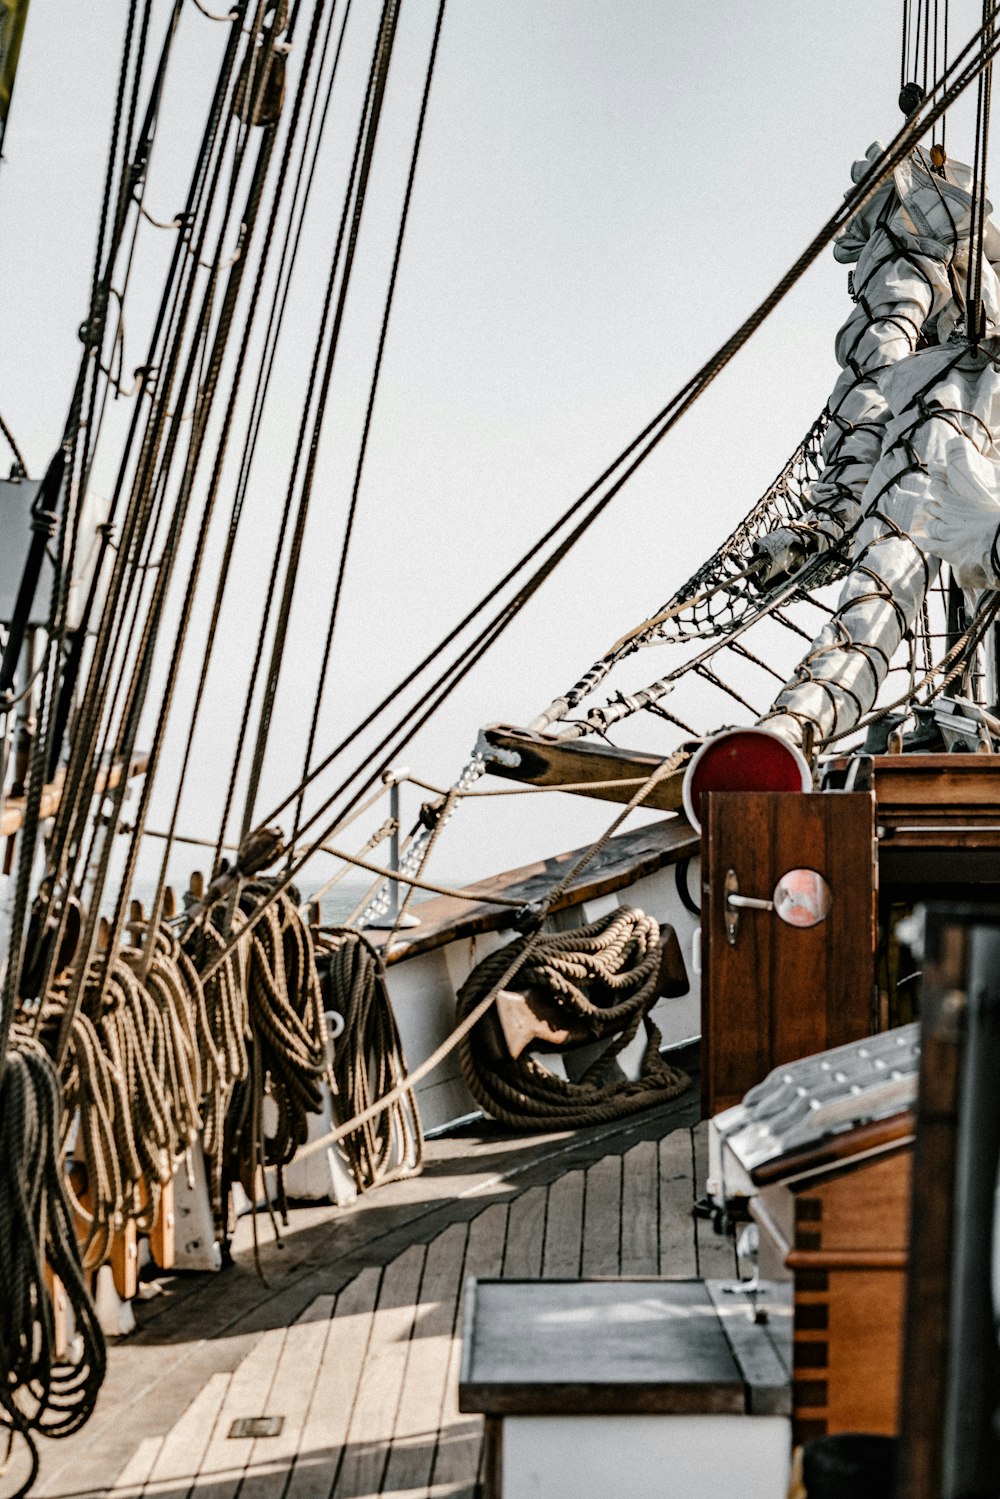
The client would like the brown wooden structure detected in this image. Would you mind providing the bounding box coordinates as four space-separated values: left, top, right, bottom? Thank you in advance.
750 1114 914 1445
700 790 878 1115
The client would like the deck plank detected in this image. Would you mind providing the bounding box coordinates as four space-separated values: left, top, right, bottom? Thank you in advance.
380 1222 469 1499
581 1153 622 1276
693 1121 739 1279
284 1267 381 1499
542 1169 584 1278
186 1326 290 1499
332 1244 426 1499
106 1435 163 1496
125 1374 230 1495
430 1203 508 1499
620 1138 659 1276
501 1185 547 1279
658 1126 698 1277
237 1297 335 1499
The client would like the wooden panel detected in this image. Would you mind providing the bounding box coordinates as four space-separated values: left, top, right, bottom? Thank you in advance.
460 1278 745 1417
480 723 686 811
382 1224 468 1498
799 1149 910 1253
702 791 876 1114
284 1269 380 1499
372 815 698 966
192 1325 290 1498
138 1373 231 1491
239 1297 335 1499
432 1204 508 1499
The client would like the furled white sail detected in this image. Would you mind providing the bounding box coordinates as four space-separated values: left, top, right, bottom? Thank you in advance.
760 145 1000 747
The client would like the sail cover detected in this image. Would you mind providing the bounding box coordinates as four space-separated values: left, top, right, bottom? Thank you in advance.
760 143 1000 748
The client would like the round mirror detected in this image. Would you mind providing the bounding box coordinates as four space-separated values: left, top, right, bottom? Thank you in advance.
772 869 832 929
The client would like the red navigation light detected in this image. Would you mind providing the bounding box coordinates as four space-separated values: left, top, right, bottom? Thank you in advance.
682 727 812 830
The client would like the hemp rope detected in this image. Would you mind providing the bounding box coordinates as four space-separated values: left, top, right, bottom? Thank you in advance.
318 930 424 1193
455 907 689 1131
0 1037 106 1498
224 887 328 1206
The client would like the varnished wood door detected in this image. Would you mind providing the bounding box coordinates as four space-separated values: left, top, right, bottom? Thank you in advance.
702 791 877 1115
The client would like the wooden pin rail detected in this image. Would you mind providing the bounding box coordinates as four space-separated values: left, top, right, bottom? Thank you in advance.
0 754 149 838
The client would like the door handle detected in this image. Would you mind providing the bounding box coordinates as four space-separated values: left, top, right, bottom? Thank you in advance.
723 867 832 945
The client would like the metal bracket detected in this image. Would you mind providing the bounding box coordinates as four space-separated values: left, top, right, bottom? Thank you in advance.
724 869 740 946
723 868 775 945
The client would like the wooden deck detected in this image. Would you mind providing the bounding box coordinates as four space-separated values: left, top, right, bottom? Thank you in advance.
35 1073 733 1499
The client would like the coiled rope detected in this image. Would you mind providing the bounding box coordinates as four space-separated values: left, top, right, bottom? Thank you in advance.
42 927 208 1266
319 931 423 1193
456 907 689 1131
0 1038 106 1498
225 887 328 1212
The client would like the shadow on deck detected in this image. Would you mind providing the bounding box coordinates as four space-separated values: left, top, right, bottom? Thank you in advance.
35 1060 734 1499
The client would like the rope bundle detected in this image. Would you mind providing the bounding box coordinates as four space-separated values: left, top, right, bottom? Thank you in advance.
225 888 328 1199
45 929 209 1265
457 907 689 1131
320 930 423 1193
182 908 249 1215
0 1037 106 1498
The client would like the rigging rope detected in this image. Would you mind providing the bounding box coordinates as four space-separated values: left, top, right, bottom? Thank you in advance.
227 0 403 853
293 0 449 849
456 908 689 1131
0 411 28 475
319 930 423 1192
228 13 1000 912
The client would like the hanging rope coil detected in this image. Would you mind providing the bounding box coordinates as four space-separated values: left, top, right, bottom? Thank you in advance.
318 930 423 1193
456 907 689 1131
0 1037 106 1498
27 923 211 1267
224 887 328 1202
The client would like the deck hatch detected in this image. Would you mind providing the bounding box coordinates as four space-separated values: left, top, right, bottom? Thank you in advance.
228 1416 284 1439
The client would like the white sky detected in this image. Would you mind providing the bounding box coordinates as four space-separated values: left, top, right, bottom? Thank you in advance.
0 1 992 890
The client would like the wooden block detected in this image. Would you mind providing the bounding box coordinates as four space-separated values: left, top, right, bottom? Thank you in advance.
128 897 145 945
480 723 687 812
496 987 590 1059
110 1217 139 1302
44 1265 68 1359
151 1176 176 1271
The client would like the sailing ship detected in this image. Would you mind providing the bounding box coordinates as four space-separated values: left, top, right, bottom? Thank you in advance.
1 2 1000 1496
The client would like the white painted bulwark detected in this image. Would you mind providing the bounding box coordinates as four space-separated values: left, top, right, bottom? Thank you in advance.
500 1413 790 1499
